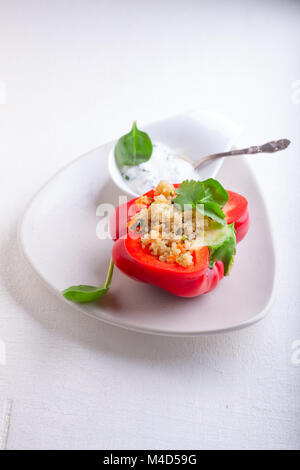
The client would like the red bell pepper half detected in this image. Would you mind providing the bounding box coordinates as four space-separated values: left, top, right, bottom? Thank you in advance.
110 184 250 298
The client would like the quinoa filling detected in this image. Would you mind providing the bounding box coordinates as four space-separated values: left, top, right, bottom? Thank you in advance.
128 181 210 268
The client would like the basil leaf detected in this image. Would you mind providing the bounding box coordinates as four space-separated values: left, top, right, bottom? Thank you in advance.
201 178 229 207
208 223 236 275
115 121 153 167
62 285 109 303
62 258 114 303
197 201 226 225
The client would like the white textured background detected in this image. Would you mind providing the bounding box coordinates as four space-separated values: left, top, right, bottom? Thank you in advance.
0 0 299 450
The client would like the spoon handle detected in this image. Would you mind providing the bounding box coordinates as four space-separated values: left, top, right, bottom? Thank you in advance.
194 138 291 169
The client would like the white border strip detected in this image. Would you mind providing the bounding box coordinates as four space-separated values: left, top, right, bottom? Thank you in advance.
0 399 13 450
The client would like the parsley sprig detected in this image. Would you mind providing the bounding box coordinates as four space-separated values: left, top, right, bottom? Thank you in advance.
174 178 229 224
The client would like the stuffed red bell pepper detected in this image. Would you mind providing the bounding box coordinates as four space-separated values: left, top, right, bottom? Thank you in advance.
110 179 249 298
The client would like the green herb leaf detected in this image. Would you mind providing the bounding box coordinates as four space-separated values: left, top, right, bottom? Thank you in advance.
201 178 229 206
62 258 114 303
208 223 236 275
115 121 153 167
174 179 228 207
197 201 226 225
174 179 228 224
62 284 109 303
173 179 205 209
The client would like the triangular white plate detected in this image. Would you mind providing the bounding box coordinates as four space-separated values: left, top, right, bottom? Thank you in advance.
19 113 276 336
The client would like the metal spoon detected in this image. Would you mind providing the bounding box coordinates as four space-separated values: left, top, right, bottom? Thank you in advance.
191 138 291 170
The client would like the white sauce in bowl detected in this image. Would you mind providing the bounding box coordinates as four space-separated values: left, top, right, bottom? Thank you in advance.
120 143 199 195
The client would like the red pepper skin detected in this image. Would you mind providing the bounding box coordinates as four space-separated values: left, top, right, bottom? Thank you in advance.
110 185 249 297
223 190 250 243
112 236 224 297
232 209 250 243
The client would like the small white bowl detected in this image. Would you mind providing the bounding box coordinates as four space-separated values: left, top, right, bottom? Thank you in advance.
108 145 137 197
108 109 242 197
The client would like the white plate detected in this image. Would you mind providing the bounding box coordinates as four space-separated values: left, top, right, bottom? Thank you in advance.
108 110 241 197
19 128 276 337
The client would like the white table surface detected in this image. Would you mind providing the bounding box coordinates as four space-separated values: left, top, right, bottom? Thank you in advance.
0 0 299 450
